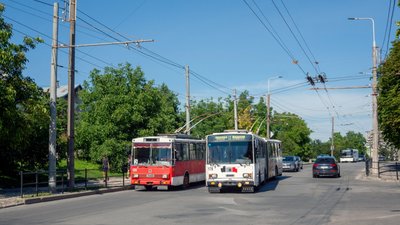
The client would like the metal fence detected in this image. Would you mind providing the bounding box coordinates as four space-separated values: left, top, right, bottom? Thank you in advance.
365 159 400 180
19 169 130 198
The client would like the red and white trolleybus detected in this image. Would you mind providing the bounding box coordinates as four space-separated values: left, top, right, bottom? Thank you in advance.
130 134 206 190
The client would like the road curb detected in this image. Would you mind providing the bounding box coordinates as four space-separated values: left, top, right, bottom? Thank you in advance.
1 185 133 209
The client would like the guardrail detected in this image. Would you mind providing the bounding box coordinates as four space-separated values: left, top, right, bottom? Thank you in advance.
19 169 130 198
378 161 400 180
365 159 400 180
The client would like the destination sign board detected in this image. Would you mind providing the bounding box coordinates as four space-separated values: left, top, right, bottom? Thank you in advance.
208 134 252 142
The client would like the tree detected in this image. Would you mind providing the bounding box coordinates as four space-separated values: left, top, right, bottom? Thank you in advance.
378 39 400 149
271 112 312 159
75 64 180 171
308 139 331 159
183 97 231 137
377 1 400 153
237 91 254 130
0 4 45 183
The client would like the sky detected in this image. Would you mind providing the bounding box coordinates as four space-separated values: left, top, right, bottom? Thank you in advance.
3 0 399 141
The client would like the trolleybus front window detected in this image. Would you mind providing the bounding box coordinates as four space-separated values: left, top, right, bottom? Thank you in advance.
133 147 172 166
208 141 252 164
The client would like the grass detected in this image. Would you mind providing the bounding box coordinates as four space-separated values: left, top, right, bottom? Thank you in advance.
58 159 122 179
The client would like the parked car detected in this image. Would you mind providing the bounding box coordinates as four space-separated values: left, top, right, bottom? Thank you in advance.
312 156 340 178
295 156 303 170
358 154 365 161
283 156 300 172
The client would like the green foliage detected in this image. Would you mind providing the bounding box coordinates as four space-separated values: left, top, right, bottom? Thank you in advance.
329 131 366 159
55 98 68 160
0 4 47 178
237 91 254 130
271 112 312 160
184 97 231 137
75 64 180 171
378 40 400 149
308 139 331 159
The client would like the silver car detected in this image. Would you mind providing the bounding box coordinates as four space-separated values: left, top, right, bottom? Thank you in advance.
282 156 300 172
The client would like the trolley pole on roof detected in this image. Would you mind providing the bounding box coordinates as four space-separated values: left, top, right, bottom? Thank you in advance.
185 65 190 135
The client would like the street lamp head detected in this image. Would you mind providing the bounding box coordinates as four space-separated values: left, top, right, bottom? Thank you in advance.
348 17 356 20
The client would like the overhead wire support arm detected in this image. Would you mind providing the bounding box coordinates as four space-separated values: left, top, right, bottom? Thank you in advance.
309 86 370 90
57 39 154 48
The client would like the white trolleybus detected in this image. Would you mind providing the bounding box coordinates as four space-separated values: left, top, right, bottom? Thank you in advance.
340 149 359 163
130 134 206 190
206 130 282 193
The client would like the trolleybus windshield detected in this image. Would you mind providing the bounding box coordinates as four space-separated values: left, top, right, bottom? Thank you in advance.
133 144 172 166
207 141 253 164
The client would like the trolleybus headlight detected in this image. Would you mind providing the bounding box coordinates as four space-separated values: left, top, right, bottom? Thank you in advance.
209 174 218 179
237 182 242 188
133 174 139 178
243 173 252 178
162 174 169 179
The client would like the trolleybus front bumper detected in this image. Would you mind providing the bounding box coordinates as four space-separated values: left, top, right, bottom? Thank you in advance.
207 180 255 191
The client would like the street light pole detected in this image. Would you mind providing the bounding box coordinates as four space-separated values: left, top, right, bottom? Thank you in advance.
266 76 282 139
348 17 379 175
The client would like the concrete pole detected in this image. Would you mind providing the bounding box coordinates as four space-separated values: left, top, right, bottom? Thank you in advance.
233 89 238 130
371 30 379 175
185 65 190 135
331 116 334 157
266 94 271 139
49 2 59 193
348 17 379 175
67 0 76 188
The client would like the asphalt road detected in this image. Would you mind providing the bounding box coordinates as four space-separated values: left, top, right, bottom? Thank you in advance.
1 162 399 225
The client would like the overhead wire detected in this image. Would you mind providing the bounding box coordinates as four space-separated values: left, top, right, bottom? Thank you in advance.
381 0 396 59
243 0 307 75
243 0 335 119
271 0 319 74
278 0 321 73
75 7 235 96
2 15 112 70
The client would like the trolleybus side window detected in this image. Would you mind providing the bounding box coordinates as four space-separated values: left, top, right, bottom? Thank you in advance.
190 143 196 160
182 142 189 160
196 143 205 160
174 143 183 161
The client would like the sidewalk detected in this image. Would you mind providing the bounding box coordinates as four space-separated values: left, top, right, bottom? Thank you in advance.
0 177 132 209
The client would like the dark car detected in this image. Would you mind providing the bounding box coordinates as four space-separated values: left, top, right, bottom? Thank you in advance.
312 156 340 178
283 156 300 172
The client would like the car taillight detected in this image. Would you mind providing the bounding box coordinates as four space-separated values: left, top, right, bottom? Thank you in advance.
330 164 337 168
313 164 318 168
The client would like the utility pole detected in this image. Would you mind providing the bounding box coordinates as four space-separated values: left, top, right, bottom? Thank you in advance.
331 116 334 157
266 94 271 139
67 0 76 188
48 2 58 194
233 89 238 130
348 17 379 175
185 65 190 135
59 0 153 189
371 31 379 175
